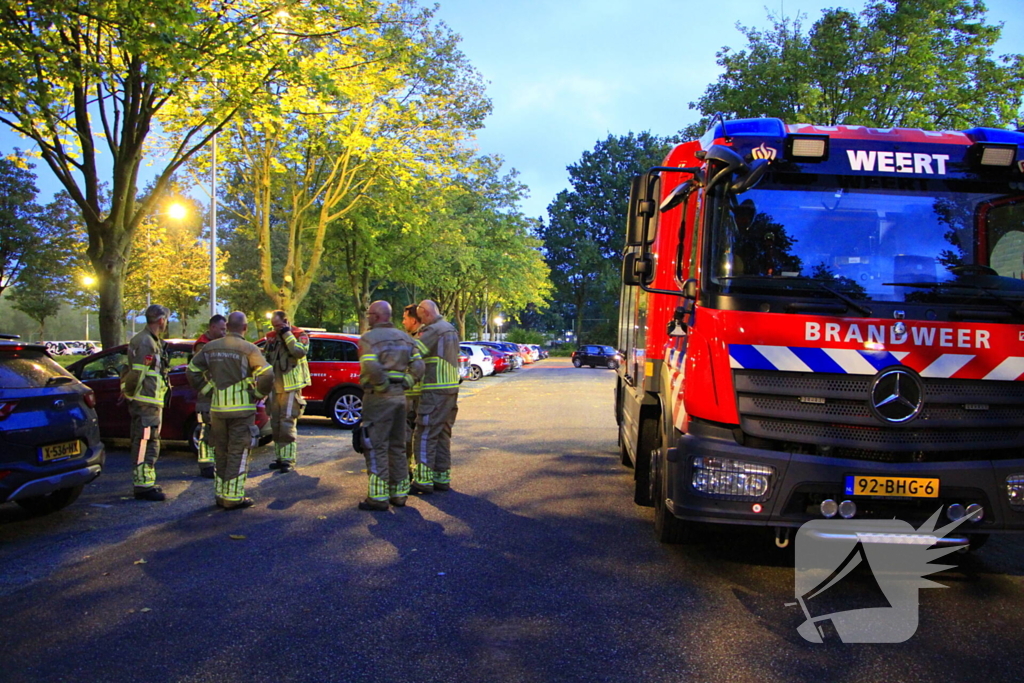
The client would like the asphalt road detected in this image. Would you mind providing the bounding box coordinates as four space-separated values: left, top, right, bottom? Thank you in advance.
1 358 1023 682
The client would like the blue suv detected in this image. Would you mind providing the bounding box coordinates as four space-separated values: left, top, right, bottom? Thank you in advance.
0 336 105 515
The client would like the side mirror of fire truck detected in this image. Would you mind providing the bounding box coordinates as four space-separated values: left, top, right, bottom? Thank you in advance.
626 174 661 247
666 280 699 336
730 158 770 194
622 251 653 287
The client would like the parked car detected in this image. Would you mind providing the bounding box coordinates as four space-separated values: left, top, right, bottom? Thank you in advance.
481 345 510 373
67 339 271 450
571 345 621 369
528 344 547 360
460 344 496 381
473 341 522 369
518 344 535 364
0 337 105 515
459 352 471 380
274 331 363 429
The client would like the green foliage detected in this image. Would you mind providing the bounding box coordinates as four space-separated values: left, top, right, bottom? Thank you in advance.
505 328 544 345
8 191 91 336
691 0 1024 128
0 153 43 296
541 132 676 343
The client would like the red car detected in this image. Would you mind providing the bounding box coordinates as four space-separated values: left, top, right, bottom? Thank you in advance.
257 331 364 429
66 339 271 450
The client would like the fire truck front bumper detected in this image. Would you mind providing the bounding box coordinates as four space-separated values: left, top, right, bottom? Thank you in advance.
667 434 1024 534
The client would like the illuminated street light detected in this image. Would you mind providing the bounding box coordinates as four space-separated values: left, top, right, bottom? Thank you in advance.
493 315 505 340
167 201 188 221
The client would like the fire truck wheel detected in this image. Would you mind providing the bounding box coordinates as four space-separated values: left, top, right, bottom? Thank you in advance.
652 443 691 544
633 419 656 507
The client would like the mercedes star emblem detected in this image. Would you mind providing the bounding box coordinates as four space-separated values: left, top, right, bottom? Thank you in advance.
869 368 924 424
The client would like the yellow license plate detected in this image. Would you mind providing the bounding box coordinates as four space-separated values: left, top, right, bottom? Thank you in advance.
40 440 82 462
845 475 938 498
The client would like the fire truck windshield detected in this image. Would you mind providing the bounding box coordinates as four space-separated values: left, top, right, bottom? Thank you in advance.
707 174 1024 304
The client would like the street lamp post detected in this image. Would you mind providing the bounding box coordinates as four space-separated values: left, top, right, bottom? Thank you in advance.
210 133 218 317
493 315 505 341
82 275 96 341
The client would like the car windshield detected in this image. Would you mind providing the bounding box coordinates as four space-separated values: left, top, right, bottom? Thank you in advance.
707 173 1024 303
0 349 75 389
600 346 616 354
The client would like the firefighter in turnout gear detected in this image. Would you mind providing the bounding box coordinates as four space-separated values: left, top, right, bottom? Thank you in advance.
122 304 171 501
192 314 227 479
187 312 274 510
357 300 425 511
401 304 425 471
264 310 310 473
411 299 460 494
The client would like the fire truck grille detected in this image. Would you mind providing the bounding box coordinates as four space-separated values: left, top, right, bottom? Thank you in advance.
734 370 1024 461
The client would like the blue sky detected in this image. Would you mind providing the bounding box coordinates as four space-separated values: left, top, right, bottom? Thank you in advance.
432 0 1024 219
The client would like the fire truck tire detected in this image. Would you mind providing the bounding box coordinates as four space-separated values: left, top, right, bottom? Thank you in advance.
633 419 656 506
652 440 691 544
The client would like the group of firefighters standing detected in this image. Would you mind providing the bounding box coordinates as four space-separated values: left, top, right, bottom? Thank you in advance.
120 299 460 511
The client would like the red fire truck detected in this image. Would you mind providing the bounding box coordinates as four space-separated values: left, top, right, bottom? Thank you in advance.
616 116 1024 547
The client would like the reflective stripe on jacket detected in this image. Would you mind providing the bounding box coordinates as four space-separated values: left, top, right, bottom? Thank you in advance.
264 327 311 391
187 333 275 419
122 329 168 407
359 322 425 395
418 317 460 393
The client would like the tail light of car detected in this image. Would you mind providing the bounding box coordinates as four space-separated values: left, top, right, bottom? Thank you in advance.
0 400 18 421
83 391 97 409
0 470 12 481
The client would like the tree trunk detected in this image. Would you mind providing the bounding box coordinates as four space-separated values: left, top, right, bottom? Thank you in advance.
89 245 128 349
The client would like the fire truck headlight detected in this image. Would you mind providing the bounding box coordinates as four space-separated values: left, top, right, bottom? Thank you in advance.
1006 474 1024 508
691 456 774 499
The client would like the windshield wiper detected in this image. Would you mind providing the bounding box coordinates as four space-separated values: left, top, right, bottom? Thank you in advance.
882 280 1024 320
717 275 873 316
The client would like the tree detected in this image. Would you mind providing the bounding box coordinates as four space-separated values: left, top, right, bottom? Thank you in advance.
209 2 490 316
541 132 676 343
0 1 318 347
0 153 43 297
124 190 223 337
8 191 90 338
691 1 1024 129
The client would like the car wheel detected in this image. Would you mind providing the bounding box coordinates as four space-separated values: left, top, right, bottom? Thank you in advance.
607 360 619 370
15 484 86 516
469 365 483 381
572 358 582 368
328 387 363 429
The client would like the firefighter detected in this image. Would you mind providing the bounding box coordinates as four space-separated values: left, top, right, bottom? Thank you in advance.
263 310 311 473
187 312 274 510
358 300 424 510
122 304 171 501
192 314 227 478
401 304 426 473
410 299 460 494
